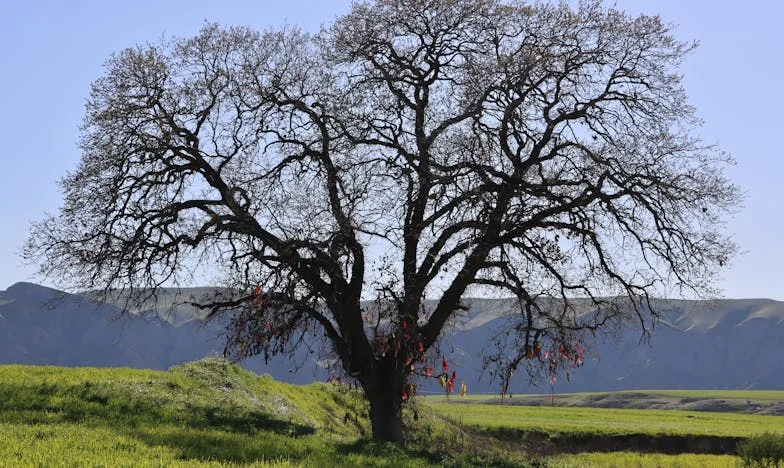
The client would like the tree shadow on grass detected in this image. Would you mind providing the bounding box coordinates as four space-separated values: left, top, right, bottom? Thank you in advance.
336 438 542 468
109 404 319 465
1 383 312 429
205 407 314 435
129 426 322 465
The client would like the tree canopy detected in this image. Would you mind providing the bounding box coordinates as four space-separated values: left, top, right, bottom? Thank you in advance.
26 0 740 443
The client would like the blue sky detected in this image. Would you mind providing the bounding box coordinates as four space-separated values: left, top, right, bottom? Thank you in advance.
0 1 781 299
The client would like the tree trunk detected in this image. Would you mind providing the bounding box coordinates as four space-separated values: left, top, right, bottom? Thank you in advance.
361 363 406 444
368 389 404 443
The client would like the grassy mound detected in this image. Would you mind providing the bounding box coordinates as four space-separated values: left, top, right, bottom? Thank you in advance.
0 358 541 467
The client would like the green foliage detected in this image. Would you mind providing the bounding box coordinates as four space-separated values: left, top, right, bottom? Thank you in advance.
737 433 784 468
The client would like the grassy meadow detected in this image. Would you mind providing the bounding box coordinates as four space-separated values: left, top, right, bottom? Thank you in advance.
1 359 782 467
437 389 784 411
422 400 783 437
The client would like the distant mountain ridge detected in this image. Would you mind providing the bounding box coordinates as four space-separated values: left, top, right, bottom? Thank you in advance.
1 282 783 393
0 282 221 369
0 282 324 385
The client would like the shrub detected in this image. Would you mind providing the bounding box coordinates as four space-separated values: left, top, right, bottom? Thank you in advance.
738 432 784 467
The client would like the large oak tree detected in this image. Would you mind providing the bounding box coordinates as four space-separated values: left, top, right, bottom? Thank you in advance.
26 0 739 443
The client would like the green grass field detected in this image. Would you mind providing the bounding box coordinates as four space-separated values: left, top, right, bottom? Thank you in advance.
421 400 784 437
0 359 541 467
0 359 418 467
549 452 737 467
435 389 784 411
1 360 782 467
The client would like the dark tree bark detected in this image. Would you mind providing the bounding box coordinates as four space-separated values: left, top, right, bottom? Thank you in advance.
25 1 740 444
362 359 407 443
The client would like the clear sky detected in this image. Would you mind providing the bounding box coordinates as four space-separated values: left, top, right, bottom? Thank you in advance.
0 1 781 299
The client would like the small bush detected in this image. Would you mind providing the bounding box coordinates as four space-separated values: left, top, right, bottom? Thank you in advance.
738 432 784 467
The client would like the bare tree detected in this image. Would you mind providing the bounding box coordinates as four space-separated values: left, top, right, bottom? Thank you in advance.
25 0 740 443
